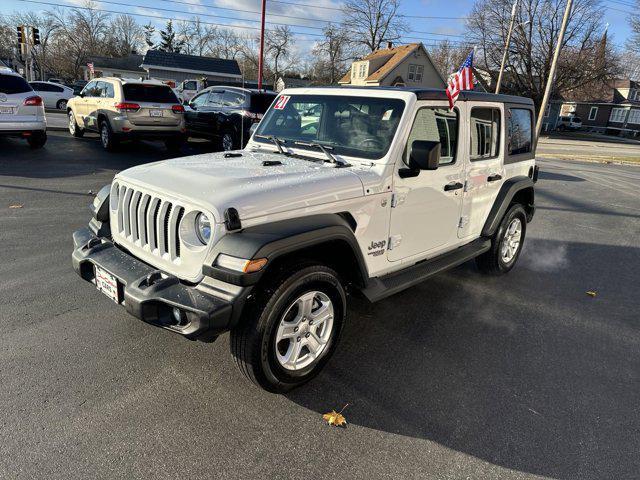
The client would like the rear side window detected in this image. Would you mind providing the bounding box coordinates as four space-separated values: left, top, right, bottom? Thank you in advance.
250 93 277 112
470 108 500 160
406 107 458 166
222 91 245 107
508 108 533 155
123 84 178 103
0 74 32 94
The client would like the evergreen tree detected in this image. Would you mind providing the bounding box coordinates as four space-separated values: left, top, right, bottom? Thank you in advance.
143 23 155 49
158 20 184 53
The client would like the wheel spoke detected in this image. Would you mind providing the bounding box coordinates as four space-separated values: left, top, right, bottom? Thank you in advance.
277 323 298 339
281 340 303 370
305 332 323 356
297 291 316 317
310 301 333 327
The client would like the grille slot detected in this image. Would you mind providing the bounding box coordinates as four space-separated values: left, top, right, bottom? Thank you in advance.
116 187 183 263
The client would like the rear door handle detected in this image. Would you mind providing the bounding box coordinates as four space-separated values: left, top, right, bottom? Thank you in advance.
444 181 464 191
487 174 503 182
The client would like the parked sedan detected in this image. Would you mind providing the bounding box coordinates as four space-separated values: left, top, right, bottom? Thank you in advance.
0 68 47 148
29 81 75 110
185 87 277 150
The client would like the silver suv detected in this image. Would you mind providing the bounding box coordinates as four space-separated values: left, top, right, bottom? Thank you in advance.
67 77 186 151
0 67 47 149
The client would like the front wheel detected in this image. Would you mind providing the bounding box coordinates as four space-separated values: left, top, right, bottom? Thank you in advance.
220 132 235 151
476 203 527 275
68 110 84 137
230 265 346 393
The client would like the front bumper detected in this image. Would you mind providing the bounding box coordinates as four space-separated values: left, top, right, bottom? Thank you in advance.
72 228 243 341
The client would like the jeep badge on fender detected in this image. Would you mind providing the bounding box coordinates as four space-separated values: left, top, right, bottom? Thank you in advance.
72 87 537 393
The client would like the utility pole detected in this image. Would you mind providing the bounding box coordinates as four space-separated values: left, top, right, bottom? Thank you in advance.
535 0 573 143
257 0 266 90
495 0 518 94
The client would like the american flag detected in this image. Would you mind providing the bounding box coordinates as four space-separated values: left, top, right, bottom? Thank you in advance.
87 62 94 75
446 50 475 110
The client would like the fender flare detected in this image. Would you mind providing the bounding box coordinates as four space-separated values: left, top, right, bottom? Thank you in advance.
202 213 369 287
481 176 535 237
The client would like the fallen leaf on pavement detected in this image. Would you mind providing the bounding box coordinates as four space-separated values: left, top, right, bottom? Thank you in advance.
9 204 23 209
586 291 597 297
323 404 349 427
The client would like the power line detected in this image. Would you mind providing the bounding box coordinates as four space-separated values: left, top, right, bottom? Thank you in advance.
14 0 470 45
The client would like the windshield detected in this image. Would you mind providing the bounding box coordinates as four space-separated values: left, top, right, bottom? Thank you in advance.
254 94 405 159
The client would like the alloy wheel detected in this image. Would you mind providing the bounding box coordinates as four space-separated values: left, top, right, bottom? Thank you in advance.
501 217 522 263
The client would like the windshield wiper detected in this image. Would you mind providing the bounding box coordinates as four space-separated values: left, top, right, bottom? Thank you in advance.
293 141 350 167
255 134 287 155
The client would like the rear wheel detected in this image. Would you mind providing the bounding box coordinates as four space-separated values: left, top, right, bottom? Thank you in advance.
230 264 346 393
476 203 527 275
27 131 47 149
68 110 84 138
99 120 118 151
56 99 68 110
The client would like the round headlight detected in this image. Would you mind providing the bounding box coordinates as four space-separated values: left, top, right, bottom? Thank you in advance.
195 212 211 244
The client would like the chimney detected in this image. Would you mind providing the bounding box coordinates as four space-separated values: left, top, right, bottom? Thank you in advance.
387 41 393 49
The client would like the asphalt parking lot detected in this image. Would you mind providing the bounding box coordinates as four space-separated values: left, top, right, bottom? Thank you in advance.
1 131 639 479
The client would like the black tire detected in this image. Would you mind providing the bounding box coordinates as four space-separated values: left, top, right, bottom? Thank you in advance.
56 99 68 110
476 203 527 275
27 131 47 149
230 264 346 393
219 132 235 151
68 110 84 138
99 119 118 151
165 136 185 153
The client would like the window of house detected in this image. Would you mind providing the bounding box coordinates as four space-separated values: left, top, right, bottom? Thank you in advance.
405 107 458 166
470 108 500 160
627 109 640 125
610 108 628 123
543 104 550 118
507 108 532 155
629 89 638 101
588 106 598 121
358 63 367 78
407 64 424 82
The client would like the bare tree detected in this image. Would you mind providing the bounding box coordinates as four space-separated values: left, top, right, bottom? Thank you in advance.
430 40 470 79
312 24 351 84
210 28 245 60
466 0 619 108
265 26 296 87
341 0 407 52
107 14 143 56
177 18 216 56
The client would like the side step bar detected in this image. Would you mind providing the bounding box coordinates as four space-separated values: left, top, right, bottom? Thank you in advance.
361 238 491 302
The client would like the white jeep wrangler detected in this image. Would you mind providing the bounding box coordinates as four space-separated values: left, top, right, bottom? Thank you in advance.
72 87 538 393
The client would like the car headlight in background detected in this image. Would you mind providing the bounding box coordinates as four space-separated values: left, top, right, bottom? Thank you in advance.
195 212 211 244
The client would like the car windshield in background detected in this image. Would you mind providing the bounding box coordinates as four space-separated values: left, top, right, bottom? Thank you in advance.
123 84 178 103
0 74 32 94
254 95 405 159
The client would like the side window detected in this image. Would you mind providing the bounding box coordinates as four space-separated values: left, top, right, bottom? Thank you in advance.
508 108 533 155
51 84 64 93
81 81 96 97
184 80 197 90
405 107 458 166
222 91 245 107
102 82 114 98
207 91 224 106
470 108 500 160
190 91 209 107
93 82 106 98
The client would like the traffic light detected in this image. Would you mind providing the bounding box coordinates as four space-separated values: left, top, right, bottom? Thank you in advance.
32 28 40 45
17 25 25 45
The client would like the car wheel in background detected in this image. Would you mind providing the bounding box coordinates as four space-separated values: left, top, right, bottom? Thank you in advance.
220 132 234 151
27 131 47 149
56 99 68 110
99 120 118 151
68 111 84 138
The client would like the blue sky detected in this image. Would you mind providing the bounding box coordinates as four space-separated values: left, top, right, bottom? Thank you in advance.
0 0 634 55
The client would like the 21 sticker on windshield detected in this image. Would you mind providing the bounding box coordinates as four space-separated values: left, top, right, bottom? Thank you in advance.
274 95 291 110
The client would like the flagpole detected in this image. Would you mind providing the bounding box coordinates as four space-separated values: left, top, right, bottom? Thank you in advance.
496 0 518 94
535 0 573 144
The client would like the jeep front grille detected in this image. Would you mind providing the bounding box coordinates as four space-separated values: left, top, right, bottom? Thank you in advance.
116 184 184 262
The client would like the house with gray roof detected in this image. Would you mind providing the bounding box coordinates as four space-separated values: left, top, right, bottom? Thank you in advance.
140 50 242 84
81 54 146 80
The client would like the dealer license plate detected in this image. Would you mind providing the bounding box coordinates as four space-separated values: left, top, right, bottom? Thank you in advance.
150 109 163 117
95 266 121 303
0 107 13 115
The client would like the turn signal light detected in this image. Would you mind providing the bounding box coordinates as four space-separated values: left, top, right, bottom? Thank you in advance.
114 102 140 112
171 104 185 113
23 95 43 106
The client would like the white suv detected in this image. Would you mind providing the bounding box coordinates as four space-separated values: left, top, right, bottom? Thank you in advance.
0 68 47 148
72 87 538 393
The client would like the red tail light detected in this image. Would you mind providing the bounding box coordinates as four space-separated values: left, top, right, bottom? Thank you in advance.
171 104 185 113
114 102 140 112
23 95 43 107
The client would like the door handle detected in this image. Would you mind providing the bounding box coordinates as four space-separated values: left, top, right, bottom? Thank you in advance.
444 181 464 191
487 174 502 182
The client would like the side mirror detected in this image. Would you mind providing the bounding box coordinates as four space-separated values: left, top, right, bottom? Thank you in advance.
399 140 440 178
